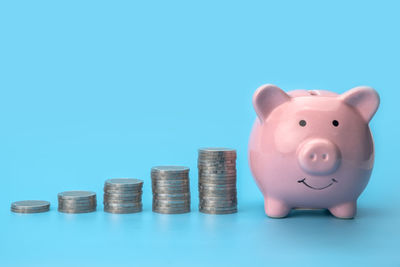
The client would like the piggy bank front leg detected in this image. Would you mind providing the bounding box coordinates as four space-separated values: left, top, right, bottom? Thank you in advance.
264 197 291 218
329 201 357 219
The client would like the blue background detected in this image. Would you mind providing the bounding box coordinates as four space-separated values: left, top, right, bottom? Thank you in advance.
1 1 399 266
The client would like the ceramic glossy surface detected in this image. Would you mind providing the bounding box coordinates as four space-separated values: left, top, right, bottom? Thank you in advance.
249 84 380 218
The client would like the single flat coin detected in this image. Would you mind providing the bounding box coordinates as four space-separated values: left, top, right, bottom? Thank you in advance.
58 191 96 199
151 166 190 173
105 178 143 188
11 200 50 213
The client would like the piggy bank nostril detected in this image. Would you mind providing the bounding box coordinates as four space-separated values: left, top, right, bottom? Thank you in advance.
309 153 316 161
322 154 328 160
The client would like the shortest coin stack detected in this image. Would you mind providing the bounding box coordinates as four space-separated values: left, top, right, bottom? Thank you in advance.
103 178 143 214
198 148 237 214
152 166 191 214
11 200 50 213
58 191 97 213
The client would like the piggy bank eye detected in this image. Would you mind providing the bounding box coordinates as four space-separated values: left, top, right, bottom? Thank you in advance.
299 120 307 127
332 120 339 127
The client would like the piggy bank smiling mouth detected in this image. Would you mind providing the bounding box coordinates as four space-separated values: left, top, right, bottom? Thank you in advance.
297 178 338 190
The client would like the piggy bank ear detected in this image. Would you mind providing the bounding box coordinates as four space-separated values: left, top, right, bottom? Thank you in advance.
339 86 380 123
253 84 290 122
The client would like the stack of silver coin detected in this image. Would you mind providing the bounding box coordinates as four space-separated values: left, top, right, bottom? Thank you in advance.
11 200 50 213
103 178 143 213
58 191 97 213
151 166 191 214
198 148 237 214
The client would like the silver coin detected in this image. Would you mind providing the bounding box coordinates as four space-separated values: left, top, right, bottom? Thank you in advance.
199 173 237 177
198 159 236 164
152 181 190 186
151 166 189 172
104 205 141 210
152 184 190 189
199 192 237 197
199 182 237 187
199 190 237 195
200 202 237 208
198 158 236 163
103 199 141 204
11 200 50 209
198 165 236 169
153 196 190 201
104 210 142 214
104 193 142 199
200 195 236 200
105 178 143 187
151 176 189 182
11 205 50 213
199 187 236 191
152 191 190 195
57 201 96 206
198 156 236 160
11 208 49 213
104 198 142 203
199 182 236 187
58 201 97 207
153 199 190 205
103 196 142 201
58 197 97 202
104 204 142 210
104 192 142 196
151 173 189 178
58 208 96 214
104 208 142 213
199 204 237 210
153 195 190 201
198 150 236 155
153 204 191 209
58 191 96 199
200 198 237 204
199 195 237 199
151 187 190 193
199 167 236 171
58 206 96 211
198 147 236 151
104 189 142 195
153 206 190 211
11 208 49 214
198 166 236 170
59 203 96 208
200 206 237 210
199 176 237 181
199 172 237 176
11 206 50 211
152 208 190 214
104 207 142 214
199 193 237 198
151 171 189 176
153 205 190 210
198 155 237 160
58 199 97 204
152 181 188 186
151 178 189 183
151 185 189 191
199 208 237 215
104 186 142 191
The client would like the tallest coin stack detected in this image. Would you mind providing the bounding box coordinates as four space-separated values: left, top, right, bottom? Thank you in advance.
198 148 237 214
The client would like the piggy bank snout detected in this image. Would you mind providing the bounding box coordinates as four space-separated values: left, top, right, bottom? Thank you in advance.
298 138 341 175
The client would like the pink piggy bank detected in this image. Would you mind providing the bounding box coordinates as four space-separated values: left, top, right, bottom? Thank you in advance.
248 84 380 219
